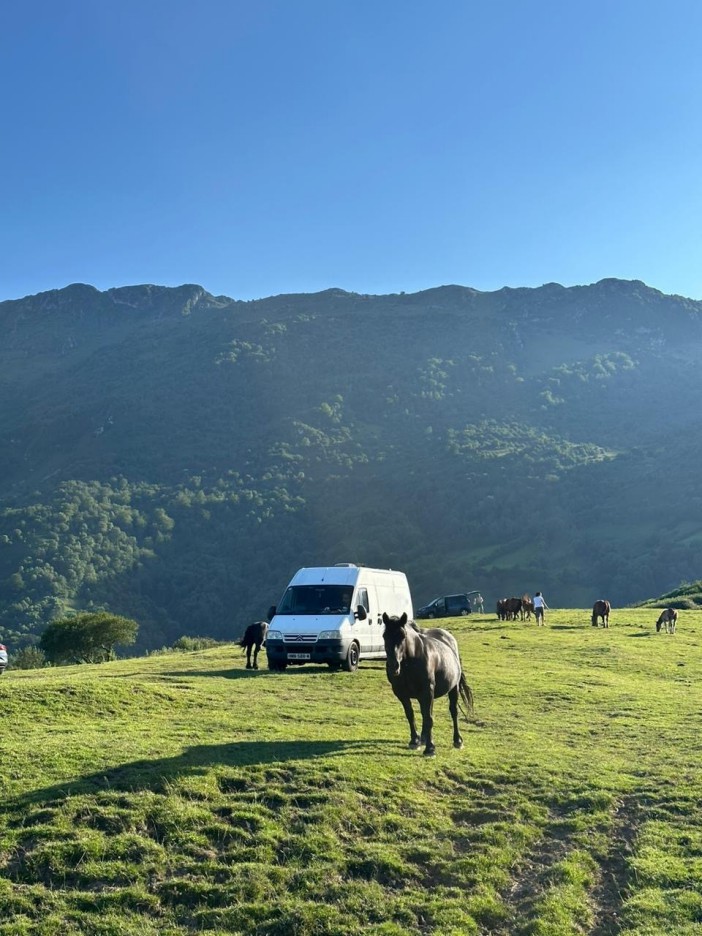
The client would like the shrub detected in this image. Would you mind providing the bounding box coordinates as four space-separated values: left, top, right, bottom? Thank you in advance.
664 598 698 610
171 636 221 651
11 646 47 669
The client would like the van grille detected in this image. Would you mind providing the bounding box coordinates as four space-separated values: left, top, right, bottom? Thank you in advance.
283 634 318 644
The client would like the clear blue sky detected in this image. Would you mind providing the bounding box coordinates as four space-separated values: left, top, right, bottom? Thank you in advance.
3 0 702 301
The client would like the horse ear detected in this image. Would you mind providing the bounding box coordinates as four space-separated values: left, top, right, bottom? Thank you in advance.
382 612 390 625
399 612 407 626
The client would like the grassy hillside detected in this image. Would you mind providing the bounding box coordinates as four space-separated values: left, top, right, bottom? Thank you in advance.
636 580 702 610
1 609 700 934
3 279 702 650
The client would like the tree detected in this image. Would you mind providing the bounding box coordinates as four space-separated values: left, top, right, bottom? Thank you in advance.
39 612 139 665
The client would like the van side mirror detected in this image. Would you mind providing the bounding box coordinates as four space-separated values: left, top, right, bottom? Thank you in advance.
267 605 277 622
354 605 367 621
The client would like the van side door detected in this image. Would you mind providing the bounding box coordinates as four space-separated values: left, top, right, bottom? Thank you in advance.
355 587 373 652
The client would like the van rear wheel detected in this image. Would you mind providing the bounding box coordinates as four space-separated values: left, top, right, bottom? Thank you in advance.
342 642 360 673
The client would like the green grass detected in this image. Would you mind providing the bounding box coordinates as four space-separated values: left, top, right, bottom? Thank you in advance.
1 608 701 934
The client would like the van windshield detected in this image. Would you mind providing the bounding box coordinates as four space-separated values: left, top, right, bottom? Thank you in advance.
277 585 354 615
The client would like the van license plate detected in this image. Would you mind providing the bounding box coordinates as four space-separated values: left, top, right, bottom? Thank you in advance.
288 653 311 661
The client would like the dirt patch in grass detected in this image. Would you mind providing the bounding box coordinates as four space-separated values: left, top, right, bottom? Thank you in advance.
499 804 577 932
589 794 643 936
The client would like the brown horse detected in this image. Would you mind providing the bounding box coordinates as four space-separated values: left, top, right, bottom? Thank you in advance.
382 612 474 757
656 608 678 634
591 600 611 628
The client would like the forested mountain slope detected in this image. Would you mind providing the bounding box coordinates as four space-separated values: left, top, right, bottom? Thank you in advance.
2 278 701 650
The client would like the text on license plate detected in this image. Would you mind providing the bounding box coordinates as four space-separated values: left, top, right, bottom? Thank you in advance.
288 652 311 661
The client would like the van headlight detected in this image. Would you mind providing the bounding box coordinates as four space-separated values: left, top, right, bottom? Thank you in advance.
318 630 341 640
266 630 283 641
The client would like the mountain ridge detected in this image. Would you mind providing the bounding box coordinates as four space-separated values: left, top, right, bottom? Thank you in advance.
6 274 700 310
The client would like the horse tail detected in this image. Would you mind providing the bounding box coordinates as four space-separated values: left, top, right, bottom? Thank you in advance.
458 671 475 719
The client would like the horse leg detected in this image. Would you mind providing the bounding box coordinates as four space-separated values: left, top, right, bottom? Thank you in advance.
398 697 421 748
419 690 436 757
252 641 260 669
245 643 252 669
449 686 463 749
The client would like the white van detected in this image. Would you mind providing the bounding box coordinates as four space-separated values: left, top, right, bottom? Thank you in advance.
265 564 413 672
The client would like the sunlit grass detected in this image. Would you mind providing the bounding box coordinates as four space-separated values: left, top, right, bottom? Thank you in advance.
0 608 700 934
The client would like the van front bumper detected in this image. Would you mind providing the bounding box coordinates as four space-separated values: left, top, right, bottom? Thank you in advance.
265 638 349 665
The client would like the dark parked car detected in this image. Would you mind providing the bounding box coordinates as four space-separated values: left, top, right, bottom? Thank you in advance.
416 594 474 619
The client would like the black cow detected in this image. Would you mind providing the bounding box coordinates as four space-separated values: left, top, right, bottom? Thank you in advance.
503 597 522 621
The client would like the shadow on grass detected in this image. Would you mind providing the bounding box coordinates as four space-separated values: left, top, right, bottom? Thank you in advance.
158 668 271 680
160 663 388 679
10 738 389 813
625 632 653 638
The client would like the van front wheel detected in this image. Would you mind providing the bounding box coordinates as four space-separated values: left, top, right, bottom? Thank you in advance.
342 642 360 673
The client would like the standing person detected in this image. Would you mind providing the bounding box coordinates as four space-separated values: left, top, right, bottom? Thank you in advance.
533 591 549 626
473 593 484 614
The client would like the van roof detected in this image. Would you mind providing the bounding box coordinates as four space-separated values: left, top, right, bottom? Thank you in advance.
290 566 407 586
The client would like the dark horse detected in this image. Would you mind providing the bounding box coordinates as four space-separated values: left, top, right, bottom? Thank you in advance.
591 599 611 628
656 608 678 634
382 612 474 757
239 621 268 669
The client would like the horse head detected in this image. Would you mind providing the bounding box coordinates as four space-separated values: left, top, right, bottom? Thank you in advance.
382 611 409 677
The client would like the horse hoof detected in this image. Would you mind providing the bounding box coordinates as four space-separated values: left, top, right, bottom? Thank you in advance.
408 740 421 749
246 664 252 670
253 664 259 670
423 748 436 758
454 740 464 750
